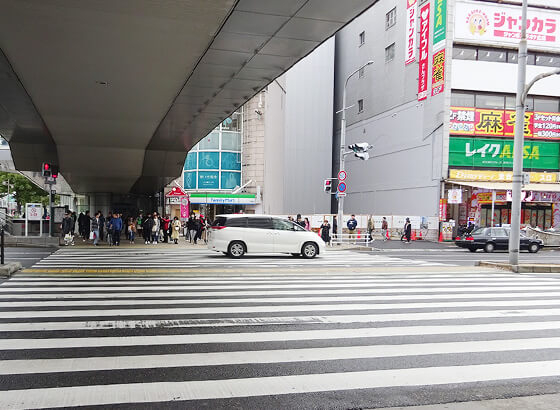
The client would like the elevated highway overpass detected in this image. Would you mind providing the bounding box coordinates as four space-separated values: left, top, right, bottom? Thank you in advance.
0 0 376 196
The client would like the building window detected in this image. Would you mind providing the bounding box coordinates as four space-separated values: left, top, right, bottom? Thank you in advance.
475 94 505 110
452 46 477 61
536 54 560 68
358 67 365 78
359 31 365 46
451 92 475 107
534 96 560 112
386 7 396 30
385 43 395 62
477 49 506 63
358 99 364 113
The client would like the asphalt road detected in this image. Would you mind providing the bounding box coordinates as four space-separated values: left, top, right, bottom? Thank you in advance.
1 255 560 409
367 246 560 266
2 246 56 268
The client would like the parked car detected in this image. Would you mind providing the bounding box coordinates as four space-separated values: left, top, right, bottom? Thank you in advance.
455 227 543 253
208 214 326 258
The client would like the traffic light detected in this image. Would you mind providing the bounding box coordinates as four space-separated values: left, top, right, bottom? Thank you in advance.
51 165 59 179
348 143 372 160
42 162 52 177
324 179 332 193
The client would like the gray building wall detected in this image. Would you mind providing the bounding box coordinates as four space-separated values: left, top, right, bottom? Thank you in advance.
283 38 334 215
333 0 444 217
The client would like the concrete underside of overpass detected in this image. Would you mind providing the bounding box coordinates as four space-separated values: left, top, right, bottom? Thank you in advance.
0 0 376 195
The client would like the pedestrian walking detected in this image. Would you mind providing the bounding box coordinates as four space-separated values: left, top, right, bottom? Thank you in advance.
193 215 202 245
347 214 357 242
70 212 77 236
381 217 389 241
136 213 143 241
151 212 161 244
90 212 101 246
82 211 91 241
367 216 374 241
332 216 338 243
304 217 311 231
99 212 105 241
404 217 412 243
161 215 171 243
171 216 181 244
128 217 136 243
77 212 85 240
296 214 305 228
143 214 153 244
106 212 113 246
320 219 331 246
61 211 74 246
109 212 123 246
187 213 197 244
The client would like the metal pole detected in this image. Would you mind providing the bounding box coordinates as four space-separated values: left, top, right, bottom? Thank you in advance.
1 227 4 265
491 190 495 227
508 0 528 266
337 61 373 242
49 190 53 237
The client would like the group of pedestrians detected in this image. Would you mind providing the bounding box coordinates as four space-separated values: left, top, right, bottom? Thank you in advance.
185 212 208 245
60 210 189 247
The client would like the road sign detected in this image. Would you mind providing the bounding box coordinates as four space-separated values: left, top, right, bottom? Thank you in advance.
338 170 347 181
338 182 347 193
50 189 56 195
337 192 347 197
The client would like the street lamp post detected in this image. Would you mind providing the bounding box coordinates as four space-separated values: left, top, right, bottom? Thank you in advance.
337 61 373 240
509 0 560 265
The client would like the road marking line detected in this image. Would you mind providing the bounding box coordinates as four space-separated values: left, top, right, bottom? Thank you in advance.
3 360 560 408
2 337 560 375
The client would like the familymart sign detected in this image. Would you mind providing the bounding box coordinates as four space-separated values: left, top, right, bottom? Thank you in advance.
189 193 256 205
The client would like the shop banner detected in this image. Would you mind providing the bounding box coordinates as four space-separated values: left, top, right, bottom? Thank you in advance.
433 0 447 50
418 2 430 101
405 0 418 65
454 0 560 52
449 137 560 170
450 107 560 140
180 198 189 220
431 49 445 96
439 198 447 222
449 169 558 183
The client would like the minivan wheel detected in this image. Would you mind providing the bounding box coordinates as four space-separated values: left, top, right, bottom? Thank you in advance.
302 242 318 259
228 241 245 258
484 243 495 253
528 243 540 253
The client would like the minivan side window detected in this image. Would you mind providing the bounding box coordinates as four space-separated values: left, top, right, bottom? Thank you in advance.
212 217 227 227
272 219 294 231
247 217 273 229
226 217 248 228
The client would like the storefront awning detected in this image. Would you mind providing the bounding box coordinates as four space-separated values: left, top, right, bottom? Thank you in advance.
446 180 560 192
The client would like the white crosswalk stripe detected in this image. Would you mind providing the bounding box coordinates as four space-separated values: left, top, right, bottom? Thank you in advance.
1 271 560 409
28 247 454 269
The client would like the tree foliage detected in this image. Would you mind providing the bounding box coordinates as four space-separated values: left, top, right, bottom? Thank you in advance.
0 172 50 210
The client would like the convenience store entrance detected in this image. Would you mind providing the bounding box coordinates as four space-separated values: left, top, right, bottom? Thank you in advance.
480 203 553 229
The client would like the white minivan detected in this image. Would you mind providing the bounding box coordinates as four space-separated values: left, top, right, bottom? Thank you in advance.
208 214 326 258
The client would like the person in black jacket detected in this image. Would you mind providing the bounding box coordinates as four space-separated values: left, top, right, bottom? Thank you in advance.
143 214 154 244
404 217 412 243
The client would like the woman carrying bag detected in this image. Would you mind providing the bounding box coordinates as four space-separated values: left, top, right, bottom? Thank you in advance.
171 216 181 244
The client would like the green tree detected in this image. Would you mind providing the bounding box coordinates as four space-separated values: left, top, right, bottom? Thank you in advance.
0 172 50 213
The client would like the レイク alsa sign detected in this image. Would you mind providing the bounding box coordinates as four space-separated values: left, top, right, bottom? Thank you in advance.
454 0 560 52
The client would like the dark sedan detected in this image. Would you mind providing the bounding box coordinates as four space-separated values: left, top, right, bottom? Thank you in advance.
455 227 543 253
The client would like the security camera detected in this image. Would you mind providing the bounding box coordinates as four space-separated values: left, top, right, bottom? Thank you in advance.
255 109 263 116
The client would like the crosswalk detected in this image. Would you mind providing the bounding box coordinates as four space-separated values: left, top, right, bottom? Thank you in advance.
2 271 560 408
27 247 452 271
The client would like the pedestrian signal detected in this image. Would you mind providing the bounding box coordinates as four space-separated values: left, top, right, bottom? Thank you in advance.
42 162 52 177
324 179 332 193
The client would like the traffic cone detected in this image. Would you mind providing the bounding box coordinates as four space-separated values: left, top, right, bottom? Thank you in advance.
438 231 443 242
411 230 416 241
418 230 423 240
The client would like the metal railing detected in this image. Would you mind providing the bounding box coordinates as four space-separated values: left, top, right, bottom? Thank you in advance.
331 233 372 246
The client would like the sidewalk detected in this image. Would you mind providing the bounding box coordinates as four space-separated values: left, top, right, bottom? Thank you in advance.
376 393 560 410
63 237 208 250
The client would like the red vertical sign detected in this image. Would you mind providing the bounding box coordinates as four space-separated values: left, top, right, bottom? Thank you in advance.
418 3 430 101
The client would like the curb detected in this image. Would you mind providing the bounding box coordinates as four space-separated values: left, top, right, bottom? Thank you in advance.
0 262 23 278
477 261 560 273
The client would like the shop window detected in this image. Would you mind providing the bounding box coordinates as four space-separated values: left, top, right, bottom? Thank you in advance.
221 113 241 132
507 51 536 65
451 92 475 107
184 152 197 171
198 131 220 150
452 46 477 60
475 94 505 109
183 171 197 190
533 97 559 112
222 131 241 151
477 49 506 63
221 152 241 171
221 171 241 190
198 152 220 170
535 54 560 68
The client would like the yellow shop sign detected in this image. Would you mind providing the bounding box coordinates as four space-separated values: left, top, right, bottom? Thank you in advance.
449 169 558 183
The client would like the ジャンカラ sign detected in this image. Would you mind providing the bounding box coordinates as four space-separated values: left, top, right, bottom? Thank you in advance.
405 0 418 65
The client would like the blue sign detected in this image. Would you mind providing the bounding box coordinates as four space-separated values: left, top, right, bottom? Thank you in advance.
184 152 197 171
198 171 220 189
221 171 241 190
338 182 347 193
183 172 196 189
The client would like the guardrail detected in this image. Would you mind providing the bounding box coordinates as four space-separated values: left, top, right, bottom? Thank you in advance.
331 233 372 246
